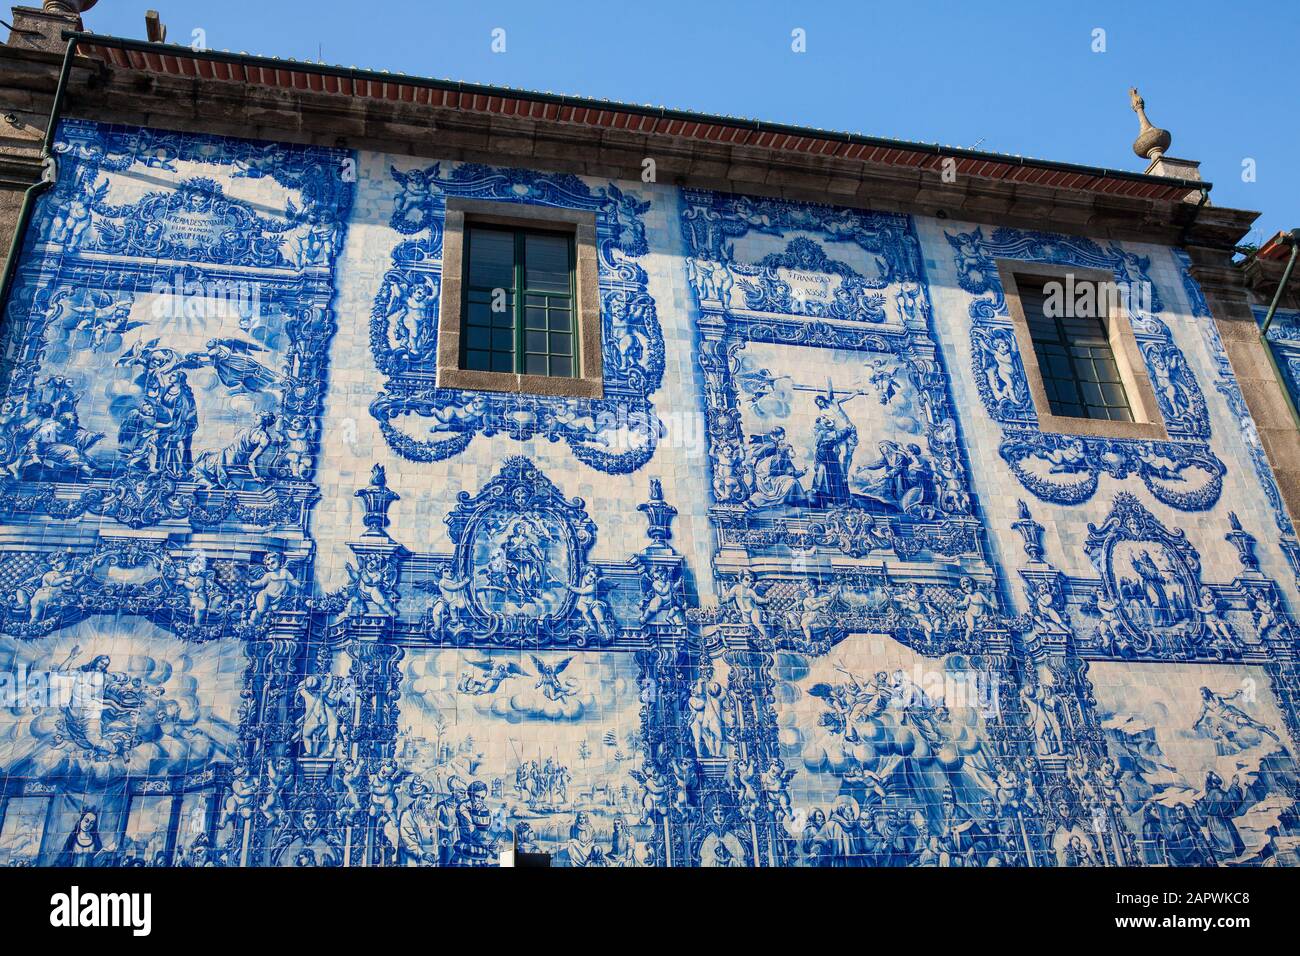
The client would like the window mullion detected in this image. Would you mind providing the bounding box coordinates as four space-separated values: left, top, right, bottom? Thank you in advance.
514 229 525 374
569 234 577 376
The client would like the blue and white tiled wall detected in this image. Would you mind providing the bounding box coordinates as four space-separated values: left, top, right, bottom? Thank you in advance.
0 118 1296 868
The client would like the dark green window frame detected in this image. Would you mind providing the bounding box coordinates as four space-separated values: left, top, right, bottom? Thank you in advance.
1017 276 1134 423
462 224 577 378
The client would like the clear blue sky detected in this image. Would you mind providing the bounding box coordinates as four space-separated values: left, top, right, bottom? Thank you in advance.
85 0 1299 242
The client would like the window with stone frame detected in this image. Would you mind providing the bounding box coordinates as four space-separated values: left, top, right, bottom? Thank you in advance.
997 261 1168 440
437 199 603 398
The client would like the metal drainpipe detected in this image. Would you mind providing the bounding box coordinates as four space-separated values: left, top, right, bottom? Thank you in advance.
1257 228 1300 431
0 35 80 326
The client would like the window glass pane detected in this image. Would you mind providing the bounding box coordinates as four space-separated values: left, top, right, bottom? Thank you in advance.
461 225 579 379
468 228 515 289
1047 355 1072 379
524 233 571 293
1101 383 1128 406
1019 272 1133 421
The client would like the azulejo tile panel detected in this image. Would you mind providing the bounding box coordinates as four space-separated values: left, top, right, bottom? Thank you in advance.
0 119 1296 867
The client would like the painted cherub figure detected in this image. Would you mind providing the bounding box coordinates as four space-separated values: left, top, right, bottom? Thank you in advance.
720 570 770 640
248 552 298 624
347 555 400 617
425 566 471 633
565 567 615 638
177 552 213 626
760 757 796 820
1032 582 1070 634
218 764 258 832
641 566 685 626
956 577 996 640
1194 587 1237 649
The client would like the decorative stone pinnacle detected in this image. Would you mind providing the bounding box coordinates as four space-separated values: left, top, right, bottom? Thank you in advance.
1129 87 1172 160
42 0 98 14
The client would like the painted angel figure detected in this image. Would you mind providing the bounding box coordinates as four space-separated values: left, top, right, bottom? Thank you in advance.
421 566 471 634
1021 674 1065 756
248 552 298 624
232 143 290 179
68 294 144 351
972 327 1023 406
1091 592 1126 654
530 654 577 702
793 581 838 644
865 359 900 405
640 565 685 626
955 576 996 640
182 338 283 395
15 550 79 622
346 554 400 617
218 764 258 832
733 364 789 410
1031 582 1070 634
1146 346 1195 422
628 764 670 823
292 207 340 267
760 758 796 820
688 672 729 758
606 290 653 374
1250 589 1285 641
383 272 439 353
47 176 108 248
426 395 487 436
1194 587 1237 649
893 582 939 641
1193 685 1282 754
175 552 215 626
260 756 293 826
390 164 440 226
564 567 616 638
720 570 771 640
456 657 527 695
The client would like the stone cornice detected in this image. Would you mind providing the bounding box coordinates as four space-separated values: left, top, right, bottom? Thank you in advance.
0 42 1262 250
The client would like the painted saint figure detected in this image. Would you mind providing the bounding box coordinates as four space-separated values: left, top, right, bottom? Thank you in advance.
810 387 858 508
746 427 807 509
